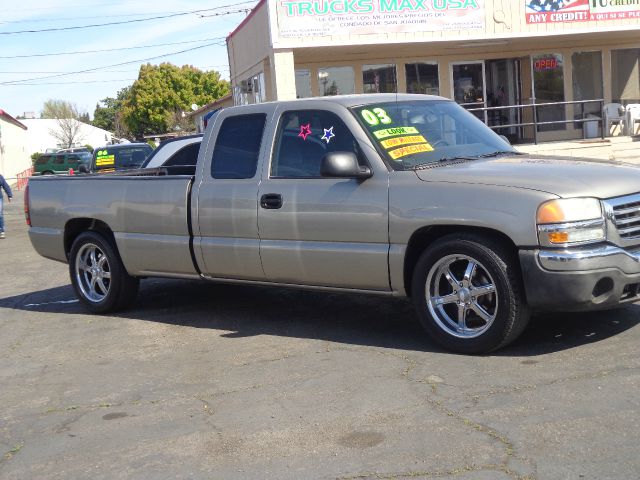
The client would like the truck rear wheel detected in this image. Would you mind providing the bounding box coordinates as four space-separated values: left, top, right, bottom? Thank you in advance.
411 234 530 354
69 231 139 313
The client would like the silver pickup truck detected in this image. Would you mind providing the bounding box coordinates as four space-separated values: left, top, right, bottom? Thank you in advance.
25 94 640 353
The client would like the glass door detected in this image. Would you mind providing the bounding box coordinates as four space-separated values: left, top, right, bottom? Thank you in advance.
485 58 523 143
451 61 487 122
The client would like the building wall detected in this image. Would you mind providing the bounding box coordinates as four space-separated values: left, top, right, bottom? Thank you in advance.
228 1 640 141
0 119 30 184
21 119 113 155
227 1 272 101
269 0 640 48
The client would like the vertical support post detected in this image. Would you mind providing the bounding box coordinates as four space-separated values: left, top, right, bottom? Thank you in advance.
269 50 297 101
601 99 606 140
532 98 539 145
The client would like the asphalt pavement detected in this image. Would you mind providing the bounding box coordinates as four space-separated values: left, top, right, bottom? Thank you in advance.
1 189 639 480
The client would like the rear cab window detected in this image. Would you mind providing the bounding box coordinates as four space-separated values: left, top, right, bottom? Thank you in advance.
210 114 266 179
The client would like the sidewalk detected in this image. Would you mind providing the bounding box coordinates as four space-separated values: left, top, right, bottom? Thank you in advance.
516 135 640 164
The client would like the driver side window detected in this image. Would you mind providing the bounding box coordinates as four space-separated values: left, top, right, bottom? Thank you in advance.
271 110 361 178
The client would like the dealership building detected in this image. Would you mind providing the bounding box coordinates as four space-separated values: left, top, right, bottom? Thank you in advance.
226 0 640 143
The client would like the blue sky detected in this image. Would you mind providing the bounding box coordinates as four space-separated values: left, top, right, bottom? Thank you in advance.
0 0 256 119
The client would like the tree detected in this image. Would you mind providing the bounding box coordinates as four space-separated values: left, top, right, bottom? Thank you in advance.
41 99 88 148
93 87 131 138
121 63 229 138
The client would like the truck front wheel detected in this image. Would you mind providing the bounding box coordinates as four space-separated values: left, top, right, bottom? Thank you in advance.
69 231 139 313
411 234 530 354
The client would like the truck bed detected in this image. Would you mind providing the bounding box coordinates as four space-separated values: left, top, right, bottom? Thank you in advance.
28 174 199 277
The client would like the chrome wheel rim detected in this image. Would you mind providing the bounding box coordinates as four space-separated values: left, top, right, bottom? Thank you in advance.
75 243 111 303
426 254 498 339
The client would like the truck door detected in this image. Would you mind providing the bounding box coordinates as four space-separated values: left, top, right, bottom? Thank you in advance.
257 107 390 291
194 111 267 280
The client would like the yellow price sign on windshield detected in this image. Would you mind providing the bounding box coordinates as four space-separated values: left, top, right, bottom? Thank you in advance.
388 143 433 160
373 126 419 140
95 155 115 166
380 135 427 149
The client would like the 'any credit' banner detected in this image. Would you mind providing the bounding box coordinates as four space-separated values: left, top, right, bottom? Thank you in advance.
526 0 640 24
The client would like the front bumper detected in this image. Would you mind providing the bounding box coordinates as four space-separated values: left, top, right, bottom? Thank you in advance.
519 244 640 311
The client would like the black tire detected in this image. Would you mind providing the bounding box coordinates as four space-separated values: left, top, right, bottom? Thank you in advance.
411 234 530 354
69 231 139 313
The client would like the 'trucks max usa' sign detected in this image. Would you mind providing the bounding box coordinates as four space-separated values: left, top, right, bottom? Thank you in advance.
275 0 485 38
526 0 640 24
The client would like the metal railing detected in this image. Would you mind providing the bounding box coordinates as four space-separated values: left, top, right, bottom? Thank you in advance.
466 99 606 144
6 167 35 191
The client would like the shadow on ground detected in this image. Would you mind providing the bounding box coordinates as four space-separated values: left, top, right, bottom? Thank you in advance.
1 278 639 356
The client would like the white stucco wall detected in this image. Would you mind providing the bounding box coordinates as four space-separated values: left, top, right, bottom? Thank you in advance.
20 119 113 155
0 119 31 185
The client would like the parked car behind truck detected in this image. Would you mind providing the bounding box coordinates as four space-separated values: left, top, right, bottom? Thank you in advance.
140 134 202 174
34 151 92 175
79 143 154 174
25 94 640 353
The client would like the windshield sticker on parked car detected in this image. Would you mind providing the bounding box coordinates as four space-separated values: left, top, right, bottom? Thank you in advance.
388 143 434 160
380 135 429 150
298 123 312 140
321 126 335 143
95 154 115 167
373 126 419 140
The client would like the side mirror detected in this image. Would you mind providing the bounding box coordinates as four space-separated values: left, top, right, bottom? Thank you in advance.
78 164 89 174
320 152 372 179
499 134 511 145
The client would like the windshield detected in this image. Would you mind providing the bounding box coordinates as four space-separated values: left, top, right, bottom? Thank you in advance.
350 100 516 170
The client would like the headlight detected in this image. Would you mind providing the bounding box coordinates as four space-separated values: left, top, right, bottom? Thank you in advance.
537 198 605 247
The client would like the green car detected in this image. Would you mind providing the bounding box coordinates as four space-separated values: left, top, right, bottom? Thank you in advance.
34 151 92 175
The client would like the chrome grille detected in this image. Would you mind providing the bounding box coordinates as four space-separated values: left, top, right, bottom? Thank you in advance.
610 197 640 239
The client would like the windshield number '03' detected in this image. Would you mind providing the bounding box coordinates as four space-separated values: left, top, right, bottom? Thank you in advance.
361 108 393 126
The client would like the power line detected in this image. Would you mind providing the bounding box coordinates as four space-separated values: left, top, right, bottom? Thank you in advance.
0 41 225 85
0 4 254 35
0 2 257 24
0 37 226 59
0 11 197 24
0 65 230 74
0 3 116 13
4 79 137 86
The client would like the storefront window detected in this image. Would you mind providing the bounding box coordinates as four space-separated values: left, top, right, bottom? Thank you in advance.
612 48 640 104
452 63 484 105
362 64 397 93
572 51 603 117
532 53 566 132
405 63 439 95
318 67 355 96
233 73 266 106
295 69 312 98
452 62 485 122
253 72 266 104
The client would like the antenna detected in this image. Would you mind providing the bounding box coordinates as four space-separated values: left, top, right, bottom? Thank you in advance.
394 61 399 105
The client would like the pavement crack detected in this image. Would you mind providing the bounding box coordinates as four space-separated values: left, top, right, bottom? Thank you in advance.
389 353 537 480
337 462 533 479
1 442 24 465
465 365 638 403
